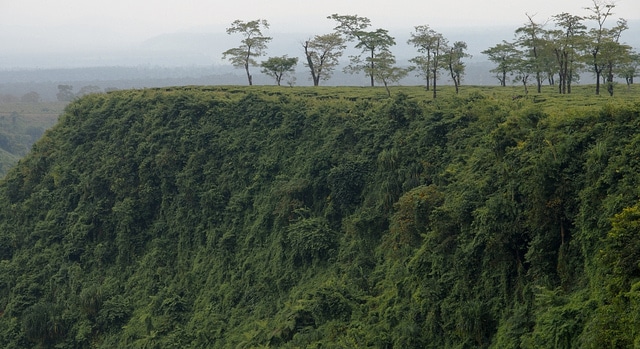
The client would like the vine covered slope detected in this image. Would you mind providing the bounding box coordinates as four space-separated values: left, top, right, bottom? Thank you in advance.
1 86 640 348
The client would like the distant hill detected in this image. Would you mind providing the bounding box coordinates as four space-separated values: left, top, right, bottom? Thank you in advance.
1 86 639 348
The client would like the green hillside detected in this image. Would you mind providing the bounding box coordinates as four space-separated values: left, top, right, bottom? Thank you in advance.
1 86 639 348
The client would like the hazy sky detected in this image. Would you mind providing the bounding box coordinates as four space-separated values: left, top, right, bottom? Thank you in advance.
1 0 639 67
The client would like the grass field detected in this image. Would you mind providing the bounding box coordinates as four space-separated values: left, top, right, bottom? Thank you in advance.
157 83 640 118
162 82 639 100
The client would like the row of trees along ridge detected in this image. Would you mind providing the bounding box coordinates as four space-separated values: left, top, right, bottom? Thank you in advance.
483 1 637 96
221 1 638 97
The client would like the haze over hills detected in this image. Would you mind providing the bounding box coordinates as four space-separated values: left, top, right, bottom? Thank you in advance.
3 23 639 68
2 19 639 68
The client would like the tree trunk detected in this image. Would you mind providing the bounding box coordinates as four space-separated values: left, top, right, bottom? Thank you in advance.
304 41 320 86
370 50 375 87
244 60 252 86
432 68 437 99
593 48 602 95
426 69 431 90
594 59 602 95
607 64 615 96
449 62 457 94
534 47 542 93
568 67 573 94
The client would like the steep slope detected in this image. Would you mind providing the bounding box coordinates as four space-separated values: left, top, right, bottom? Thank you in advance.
0 86 639 348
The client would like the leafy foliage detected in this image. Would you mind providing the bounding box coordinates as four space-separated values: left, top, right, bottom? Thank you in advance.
0 86 639 348
222 19 272 86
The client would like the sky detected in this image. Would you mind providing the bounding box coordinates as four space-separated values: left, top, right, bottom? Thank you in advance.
0 0 639 68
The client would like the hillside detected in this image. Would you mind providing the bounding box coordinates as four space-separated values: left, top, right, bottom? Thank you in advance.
0 86 639 348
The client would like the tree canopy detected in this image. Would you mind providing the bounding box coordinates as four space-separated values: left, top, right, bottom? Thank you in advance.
483 1 636 95
302 33 346 86
222 19 272 86
260 55 298 86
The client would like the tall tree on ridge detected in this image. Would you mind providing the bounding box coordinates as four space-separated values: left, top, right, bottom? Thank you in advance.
303 33 346 86
515 14 547 93
372 51 409 96
222 19 272 86
345 29 397 87
618 50 639 86
548 13 587 94
446 41 471 94
329 14 396 87
408 25 448 98
601 18 631 96
585 0 616 95
482 41 521 87
260 56 298 86
327 13 371 42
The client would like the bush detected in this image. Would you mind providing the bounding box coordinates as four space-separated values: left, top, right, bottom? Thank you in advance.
287 217 337 265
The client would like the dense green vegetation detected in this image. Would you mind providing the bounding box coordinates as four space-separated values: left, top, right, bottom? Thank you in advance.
0 85 639 348
0 101 65 177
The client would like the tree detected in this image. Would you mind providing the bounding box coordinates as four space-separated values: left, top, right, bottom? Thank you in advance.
512 50 535 95
327 13 371 41
585 0 616 95
539 40 559 86
372 51 409 96
482 41 521 87
345 29 397 87
260 56 298 86
302 33 346 86
328 14 396 87
548 13 587 94
222 19 272 86
600 19 632 96
515 14 547 93
56 85 75 102
408 25 448 98
445 41 470 94
408 56 431 90
618 50 639 86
